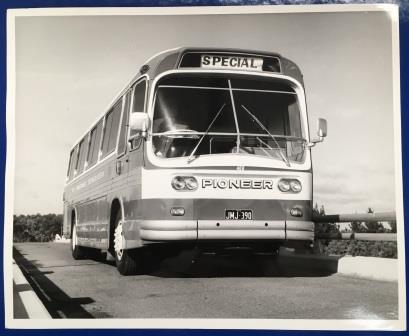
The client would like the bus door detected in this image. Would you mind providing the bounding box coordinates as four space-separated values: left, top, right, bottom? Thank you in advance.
114 79 147 224
112 88 132 188
114 78 147 182
126 78 147 180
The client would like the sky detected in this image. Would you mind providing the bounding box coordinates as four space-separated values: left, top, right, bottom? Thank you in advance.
13 9 398 215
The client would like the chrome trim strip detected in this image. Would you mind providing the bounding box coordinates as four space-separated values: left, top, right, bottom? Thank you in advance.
157 85 296 95
198 220 284 230
140 220 197 231
141 229 197 241
286 220 314 232
198 230 285 240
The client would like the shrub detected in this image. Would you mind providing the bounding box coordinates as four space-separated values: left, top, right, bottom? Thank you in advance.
13 214 63 242
317 239 397 259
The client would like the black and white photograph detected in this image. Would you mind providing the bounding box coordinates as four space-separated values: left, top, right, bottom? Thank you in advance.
5 4 405 330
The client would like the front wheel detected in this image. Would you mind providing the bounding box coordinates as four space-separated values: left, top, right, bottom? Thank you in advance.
113 211 142 275
71 224 86 260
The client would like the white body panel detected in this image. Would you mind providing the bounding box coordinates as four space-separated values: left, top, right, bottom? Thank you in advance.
141 167 312 200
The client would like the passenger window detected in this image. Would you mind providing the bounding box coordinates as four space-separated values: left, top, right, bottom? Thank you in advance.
77 138 87 174
129 80 147 140
118 91 131 156
67 150 74 179
132 80 146 113
101 110 113 156
87 120 103 168
101 99 122 158
68 145 78 180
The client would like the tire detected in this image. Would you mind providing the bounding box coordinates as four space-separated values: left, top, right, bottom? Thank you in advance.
113 210 142 275
71 223 86 260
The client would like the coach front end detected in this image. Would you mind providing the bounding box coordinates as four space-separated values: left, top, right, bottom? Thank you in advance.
125 50 327 252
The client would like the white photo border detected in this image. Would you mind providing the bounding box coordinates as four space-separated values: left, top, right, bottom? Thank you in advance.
4 4 406 330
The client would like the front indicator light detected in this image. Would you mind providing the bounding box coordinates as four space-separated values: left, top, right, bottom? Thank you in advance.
290 207 303 217
170 207 185 216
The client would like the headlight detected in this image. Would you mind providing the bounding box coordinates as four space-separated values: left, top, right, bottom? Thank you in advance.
278 179 291 192
171 176 198 191
171 176 186 190
185 177 198 190
290 180 302 193
278 179 302 193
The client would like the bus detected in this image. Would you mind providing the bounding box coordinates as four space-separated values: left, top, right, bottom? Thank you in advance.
63 47 327 275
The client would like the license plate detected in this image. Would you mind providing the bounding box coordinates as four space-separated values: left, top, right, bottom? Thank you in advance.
225 210 253 220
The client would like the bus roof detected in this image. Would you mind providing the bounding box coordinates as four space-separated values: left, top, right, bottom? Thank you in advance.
68 47 305 152
134 47 304 87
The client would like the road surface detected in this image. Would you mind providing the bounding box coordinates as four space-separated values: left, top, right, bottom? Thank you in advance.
13 243 398 319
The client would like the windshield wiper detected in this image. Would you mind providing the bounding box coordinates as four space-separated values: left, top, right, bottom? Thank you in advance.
187 103 226 163
158 129 200 139
241 104 291 167
255 134 306 142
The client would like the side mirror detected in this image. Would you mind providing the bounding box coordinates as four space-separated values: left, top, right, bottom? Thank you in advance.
129 112 150 139
317 118 327 138
308 118 327 147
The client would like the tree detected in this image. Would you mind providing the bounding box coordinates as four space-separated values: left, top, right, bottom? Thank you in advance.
348 207 386 233
13 214 63 242
364 207 385 233
314 203 340 237
349 220 367 233
389 220 397 233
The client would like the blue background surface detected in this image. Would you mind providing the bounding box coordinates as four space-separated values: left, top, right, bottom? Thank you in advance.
0 0 407 334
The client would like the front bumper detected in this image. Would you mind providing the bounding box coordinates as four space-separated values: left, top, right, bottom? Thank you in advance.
122 219 314 249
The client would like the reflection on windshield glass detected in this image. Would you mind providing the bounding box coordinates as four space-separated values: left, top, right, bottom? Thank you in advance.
152 76 305 163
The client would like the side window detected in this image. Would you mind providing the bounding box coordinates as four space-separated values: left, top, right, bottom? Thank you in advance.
68 145 78 180
67 150 74 180
132 80 147 113
101 99 122 158
77 137 88 174
108 100 122 152
117 91 131 156
75 140 84 175
101 110 113 157
87 120 103 168
129 80 147 139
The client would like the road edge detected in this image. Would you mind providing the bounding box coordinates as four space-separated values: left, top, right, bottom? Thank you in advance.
337 255 398 282
279 248 398 282
13 259 51 319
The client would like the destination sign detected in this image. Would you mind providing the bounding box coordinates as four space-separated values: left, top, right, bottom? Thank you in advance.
179 51 281 73
201 55 263 71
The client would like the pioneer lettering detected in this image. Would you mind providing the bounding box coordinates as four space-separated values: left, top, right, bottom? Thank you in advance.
202 178 273 189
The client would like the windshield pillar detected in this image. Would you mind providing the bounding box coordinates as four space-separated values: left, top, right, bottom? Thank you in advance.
227 79 240 153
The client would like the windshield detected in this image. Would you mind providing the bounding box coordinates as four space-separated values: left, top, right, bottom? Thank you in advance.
152 75 306 163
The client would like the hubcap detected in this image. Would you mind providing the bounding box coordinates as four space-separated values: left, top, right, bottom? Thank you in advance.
114 220 124 261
